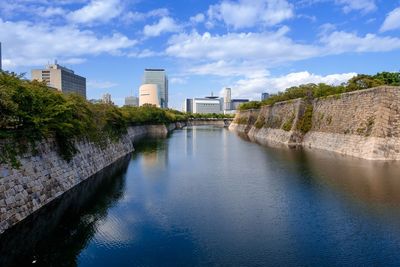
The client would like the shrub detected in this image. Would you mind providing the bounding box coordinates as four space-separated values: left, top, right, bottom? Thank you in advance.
296 105 313 133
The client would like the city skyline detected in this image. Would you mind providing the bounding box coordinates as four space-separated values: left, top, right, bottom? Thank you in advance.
0 1 400 108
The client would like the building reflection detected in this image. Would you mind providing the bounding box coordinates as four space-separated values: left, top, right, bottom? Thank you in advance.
138 139 169 172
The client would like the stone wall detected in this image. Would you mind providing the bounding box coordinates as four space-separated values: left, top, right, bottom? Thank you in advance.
187 118 233 127
229 109 260 134
247 99 305 146
0 123 182 234
230 86 400 160
303 86 400 159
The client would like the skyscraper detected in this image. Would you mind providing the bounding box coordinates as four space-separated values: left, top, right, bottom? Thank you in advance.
223 88 232 110
102 93 113 104
261 92 270 101
143 69 168 108
31 62 86 98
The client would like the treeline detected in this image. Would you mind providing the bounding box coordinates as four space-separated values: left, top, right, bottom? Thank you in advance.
0 72 231 166
239 72 400 110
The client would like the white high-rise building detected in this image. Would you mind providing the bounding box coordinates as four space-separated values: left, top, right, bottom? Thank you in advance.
223 88 232 110
102 93 113 104
143 69 168 108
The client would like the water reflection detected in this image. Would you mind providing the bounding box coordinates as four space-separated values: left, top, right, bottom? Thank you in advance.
3 127 400 266
0 156 130 267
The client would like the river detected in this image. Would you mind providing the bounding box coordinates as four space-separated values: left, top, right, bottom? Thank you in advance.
2 125 400 266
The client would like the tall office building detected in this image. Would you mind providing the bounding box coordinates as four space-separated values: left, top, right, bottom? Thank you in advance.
223 88 232 111
125 96 139 107
182 98 193 113
231 99 249 110
139 84 161 107
32 62 86 98
261 92 270 101
102 93 113 104
143 69 168 108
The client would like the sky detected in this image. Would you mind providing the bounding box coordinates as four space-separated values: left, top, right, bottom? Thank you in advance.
0 0 400 109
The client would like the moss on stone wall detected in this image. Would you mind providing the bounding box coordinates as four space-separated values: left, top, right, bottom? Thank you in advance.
236 117 249 125
282 114 295 131
265 117 283 129
296 104 314 133
254 116 265 129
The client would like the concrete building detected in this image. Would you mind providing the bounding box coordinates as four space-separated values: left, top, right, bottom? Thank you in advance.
182 98 193 113
193 98 222 114
102 93 113 105
143 69 168 108
139 84 161 107
31 62 86 98
261 92 270 101
223 88 232 111
125 96 139 107
183 92 224 114
231 99 249 110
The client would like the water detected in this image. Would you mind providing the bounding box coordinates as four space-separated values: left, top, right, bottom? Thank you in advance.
2 126 400 266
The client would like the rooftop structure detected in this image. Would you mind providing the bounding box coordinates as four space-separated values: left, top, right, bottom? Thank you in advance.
31 61 86 98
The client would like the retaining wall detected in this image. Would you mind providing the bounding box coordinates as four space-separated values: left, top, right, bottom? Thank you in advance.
0 123 182 234
229 86 400 160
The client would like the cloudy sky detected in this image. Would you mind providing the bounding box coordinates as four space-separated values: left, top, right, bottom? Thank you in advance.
1 0 400 108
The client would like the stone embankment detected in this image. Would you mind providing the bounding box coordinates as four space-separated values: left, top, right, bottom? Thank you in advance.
0 123 185 234
187 118 233 127
229 86 400 160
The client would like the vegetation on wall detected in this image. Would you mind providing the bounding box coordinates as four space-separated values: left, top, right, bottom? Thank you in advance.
0 72 232 166
239 72 400 111
282 114 295 132
296 104 314 134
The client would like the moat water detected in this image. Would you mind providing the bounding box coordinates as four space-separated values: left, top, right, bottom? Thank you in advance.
2 126 400 266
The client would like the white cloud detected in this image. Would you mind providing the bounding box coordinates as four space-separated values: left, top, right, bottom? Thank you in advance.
380 7 400 32
190 13 205 24
39 7 66 17
143 17 181 37
321 31 400 53
127 49 163 58
166 27 319 64
122 8 170 24
207 0 294 29
170 77 187 85
334 0 376 14
0 19 136 68
88 80 118 89
68 0 122 24
227 71 357 100
164 26 400 83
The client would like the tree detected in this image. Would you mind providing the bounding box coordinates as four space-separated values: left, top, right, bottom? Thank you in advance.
373 72 400 86
346 74 384 91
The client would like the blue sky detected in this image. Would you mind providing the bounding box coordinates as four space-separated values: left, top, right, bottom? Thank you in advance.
0 0 400 108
